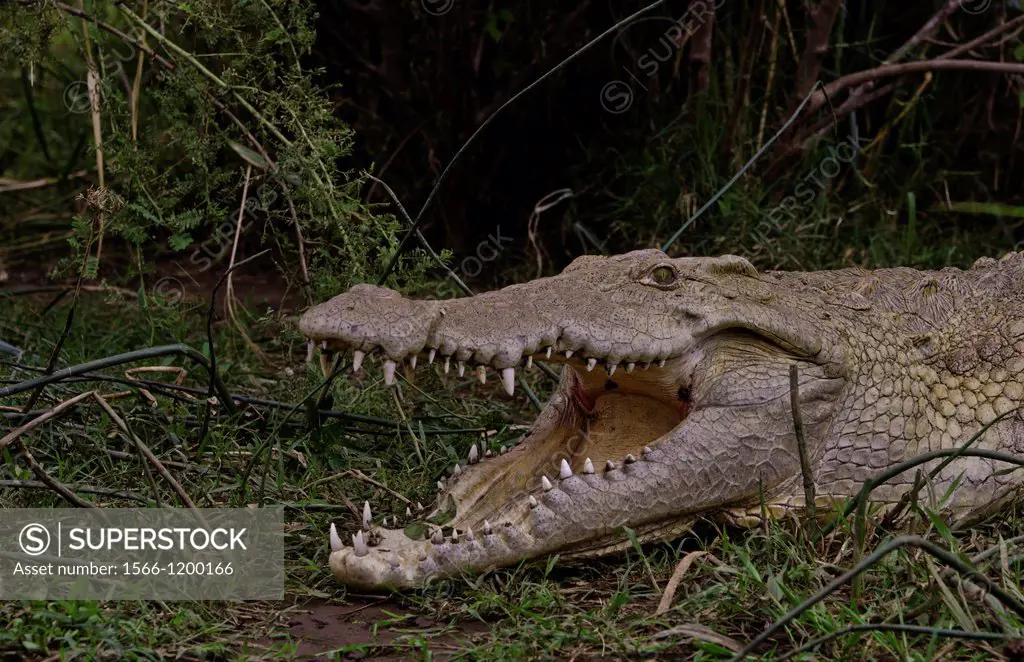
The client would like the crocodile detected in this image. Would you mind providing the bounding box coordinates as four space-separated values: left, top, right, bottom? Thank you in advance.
299 249 1024 590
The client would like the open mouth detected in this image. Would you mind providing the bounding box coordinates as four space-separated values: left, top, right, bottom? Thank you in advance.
306 326 702 589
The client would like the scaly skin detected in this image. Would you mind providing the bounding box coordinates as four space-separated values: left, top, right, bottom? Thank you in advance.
300 250 1024 590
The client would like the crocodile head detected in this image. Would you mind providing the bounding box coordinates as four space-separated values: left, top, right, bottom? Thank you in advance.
300 249 849 590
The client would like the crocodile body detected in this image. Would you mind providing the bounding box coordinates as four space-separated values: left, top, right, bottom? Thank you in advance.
300 250 1024 590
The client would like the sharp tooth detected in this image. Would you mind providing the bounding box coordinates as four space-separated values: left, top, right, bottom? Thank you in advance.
607 363 617 375
406 506 412 517
352 350 365 373
485 449 494 457
468 444 479 464
353 531 369 557
321 340 329 350
444 356 451 374
483 520 492 535
306 340 314 363
586 358 597 371
528 495 538 508
477 365 487 384
452 529 459 543
416 502 424 511
642 362 651 370
319 352 333 378
428 348 436 364
541 475 552 491
526 356 533 370
626 362 635 373
458 361 466 377
437 480 445 490
605 460 617 472
659 359 666 368
546 347 553 359
642 445 653 455
501 367 515 395
565 350 574 359
362 501 372 528
500 445 508 454
559 458 572 479
384 360 397 385
583 458 594 474
431 529 444 544
466 526 475 541
329 523 342 552
624 454 637 464
452 463 462 476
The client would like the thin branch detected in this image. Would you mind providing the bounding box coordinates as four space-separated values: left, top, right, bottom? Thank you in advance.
93 393 196 509
0 390 95 452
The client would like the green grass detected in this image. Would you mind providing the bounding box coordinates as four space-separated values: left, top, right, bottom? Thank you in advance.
1 291 1022 661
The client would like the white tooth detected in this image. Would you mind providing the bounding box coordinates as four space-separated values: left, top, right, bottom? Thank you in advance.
583 458 594 474
409 355 417 370
444 356 450 374
624 454 637 464
466 526 475 541
605 460 617 472
468 444 479 464
362 501 372 528
659 359 666 368
485 449 494 457
319 352 333 377
437 480 445 490
351 350 365 373
452 529 459 543
546 347 553 359
586 358 597 371
306 340 314 363
500 445 508 454
353 531 368 557
643 362 651 370
428 348 436 364
483 520 492 535
643 445 653 455
565 350 574 359
501 367 515 396
416 502 424 511
384 360 397 385
321 340 329 350
559 458 572 479
406 506 412 517
329 523 342 552
526 356 533 370
431 529 444 544
458 361 466 377
528 495 538 508
453 463 462 476
541 475 552 491
477 365 487 384
607 364 617 375
626 362 635 373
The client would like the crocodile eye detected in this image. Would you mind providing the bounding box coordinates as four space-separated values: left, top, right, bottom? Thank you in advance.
649 265 677 287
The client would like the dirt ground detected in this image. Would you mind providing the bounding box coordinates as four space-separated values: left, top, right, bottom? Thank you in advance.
257 598 489 660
